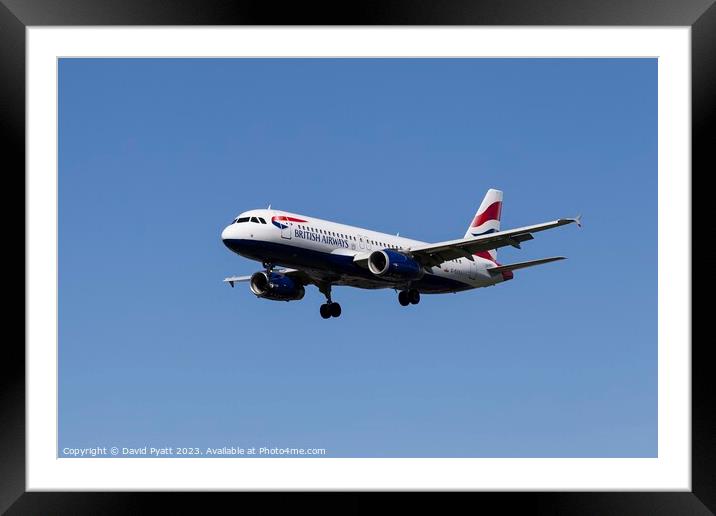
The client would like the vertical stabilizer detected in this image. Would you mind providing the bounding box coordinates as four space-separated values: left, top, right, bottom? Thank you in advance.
464 189 503 261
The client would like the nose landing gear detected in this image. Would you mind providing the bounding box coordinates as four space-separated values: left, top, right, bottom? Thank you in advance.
398 289 420 306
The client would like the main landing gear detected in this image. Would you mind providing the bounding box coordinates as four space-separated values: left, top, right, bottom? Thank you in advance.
318 283 341 319
319 302 342 319
398 288 420 306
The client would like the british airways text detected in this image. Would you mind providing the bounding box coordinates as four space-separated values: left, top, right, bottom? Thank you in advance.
294 228 349 248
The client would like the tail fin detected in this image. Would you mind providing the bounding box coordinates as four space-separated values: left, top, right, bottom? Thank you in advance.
465 189 503 261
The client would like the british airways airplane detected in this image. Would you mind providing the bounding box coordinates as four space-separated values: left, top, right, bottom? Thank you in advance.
221 189 580 319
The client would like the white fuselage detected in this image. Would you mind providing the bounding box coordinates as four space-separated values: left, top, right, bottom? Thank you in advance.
221 209 506 293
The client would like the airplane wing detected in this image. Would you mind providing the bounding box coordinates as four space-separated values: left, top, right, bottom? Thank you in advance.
407 216 581 267
223 275 253 286
223 268 314 287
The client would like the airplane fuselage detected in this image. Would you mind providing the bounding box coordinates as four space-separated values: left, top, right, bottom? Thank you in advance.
221 209 509 294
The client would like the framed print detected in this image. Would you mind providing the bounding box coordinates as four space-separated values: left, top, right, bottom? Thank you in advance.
4 0 711 513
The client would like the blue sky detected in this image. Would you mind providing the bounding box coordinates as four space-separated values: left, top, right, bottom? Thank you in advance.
58 58 657 457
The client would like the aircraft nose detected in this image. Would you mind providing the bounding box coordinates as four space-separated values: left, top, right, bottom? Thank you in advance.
222 223 250 254
221 224 240 249
221 225 233 242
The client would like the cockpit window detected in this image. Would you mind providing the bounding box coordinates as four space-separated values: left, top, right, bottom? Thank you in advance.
250 217 259 223
258 217 267 224
235 217 250 223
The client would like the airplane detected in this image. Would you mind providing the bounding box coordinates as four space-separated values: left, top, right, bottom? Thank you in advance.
221 189 580 319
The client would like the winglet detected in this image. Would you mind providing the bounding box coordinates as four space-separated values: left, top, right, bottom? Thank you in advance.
558 215 582 228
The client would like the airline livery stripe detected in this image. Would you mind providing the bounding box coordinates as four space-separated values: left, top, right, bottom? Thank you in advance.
471 201 502 228
473 250 496 263
272 216 308 223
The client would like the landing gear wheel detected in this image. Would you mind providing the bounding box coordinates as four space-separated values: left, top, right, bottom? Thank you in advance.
398 291 410 306
319 302 341 318
319 304 331 319
330 302 342 318
408 289 420 305
319 283 341 319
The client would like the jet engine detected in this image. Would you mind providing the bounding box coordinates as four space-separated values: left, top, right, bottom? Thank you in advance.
249 271 305 301
367 249 424 281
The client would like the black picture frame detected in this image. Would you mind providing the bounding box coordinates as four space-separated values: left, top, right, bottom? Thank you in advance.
3 1 711 513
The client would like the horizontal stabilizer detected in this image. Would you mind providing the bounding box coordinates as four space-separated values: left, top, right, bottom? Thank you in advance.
488 256 566 273
408 217 579 268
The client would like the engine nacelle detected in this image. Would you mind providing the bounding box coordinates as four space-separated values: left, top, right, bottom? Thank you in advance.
249 271 305 301
367 249 424 281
